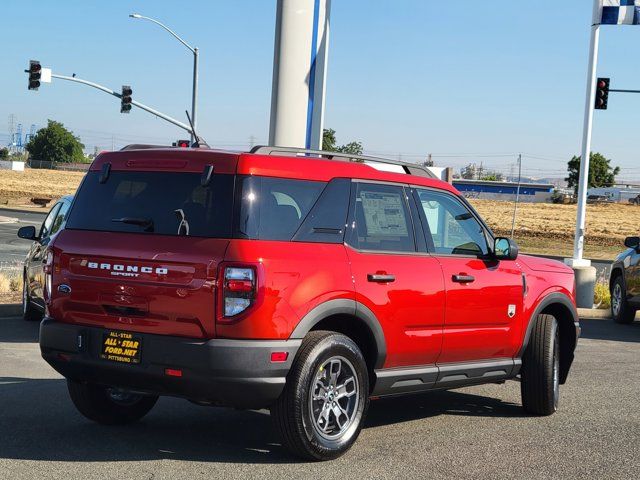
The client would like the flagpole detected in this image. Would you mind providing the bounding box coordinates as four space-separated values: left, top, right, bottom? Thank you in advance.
569 0 602 268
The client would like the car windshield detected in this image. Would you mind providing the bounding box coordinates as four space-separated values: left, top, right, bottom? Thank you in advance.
66 171 234 237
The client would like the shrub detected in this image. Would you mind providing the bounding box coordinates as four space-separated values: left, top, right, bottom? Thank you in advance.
594 282 611 310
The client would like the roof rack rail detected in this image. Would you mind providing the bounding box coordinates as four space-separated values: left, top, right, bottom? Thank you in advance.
119 144 170 151
249 145 436 179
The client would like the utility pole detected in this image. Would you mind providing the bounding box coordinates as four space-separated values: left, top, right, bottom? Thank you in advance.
510 154 522 239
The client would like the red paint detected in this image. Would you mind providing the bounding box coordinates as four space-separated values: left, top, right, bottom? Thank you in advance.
49 148 576 370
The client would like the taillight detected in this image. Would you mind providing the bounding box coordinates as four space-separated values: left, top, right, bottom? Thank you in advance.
44 250 54 303
222 267 256 318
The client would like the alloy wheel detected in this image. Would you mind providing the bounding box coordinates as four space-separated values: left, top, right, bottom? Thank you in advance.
612 283 622 317
309 356 359 440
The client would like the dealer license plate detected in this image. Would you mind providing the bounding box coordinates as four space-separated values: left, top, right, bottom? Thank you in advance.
101 330 142 364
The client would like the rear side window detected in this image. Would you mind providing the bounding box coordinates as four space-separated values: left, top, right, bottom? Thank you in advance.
66 171 234 237
234 176 325 241
348 183 415 253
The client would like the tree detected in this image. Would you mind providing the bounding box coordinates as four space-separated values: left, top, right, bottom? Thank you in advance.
322 128 363 155
460 163 477 179
480 173 504 182
0 148 8 160
566 152 620 193
25 120 85 163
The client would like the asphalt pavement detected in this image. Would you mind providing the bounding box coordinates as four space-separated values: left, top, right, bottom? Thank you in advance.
0 315 638 479
0 208 46 268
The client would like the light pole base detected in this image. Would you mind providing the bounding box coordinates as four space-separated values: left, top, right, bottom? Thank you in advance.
571 265 597 309
564 257 591 268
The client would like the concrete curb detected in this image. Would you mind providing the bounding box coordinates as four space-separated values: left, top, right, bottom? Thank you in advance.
577 307 612 320
0 205 49 215
0 304 22 317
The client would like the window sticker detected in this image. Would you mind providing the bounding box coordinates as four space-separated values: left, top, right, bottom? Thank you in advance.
360 191 408 236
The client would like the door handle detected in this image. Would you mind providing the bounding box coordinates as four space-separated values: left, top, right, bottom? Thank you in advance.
452 274 475 283
367 273 396 283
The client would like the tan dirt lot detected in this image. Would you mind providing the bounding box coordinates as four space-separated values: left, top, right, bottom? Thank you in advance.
0 169 85 203
0 169 634 259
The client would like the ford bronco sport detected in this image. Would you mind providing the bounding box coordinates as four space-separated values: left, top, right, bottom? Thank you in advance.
39 145 579 460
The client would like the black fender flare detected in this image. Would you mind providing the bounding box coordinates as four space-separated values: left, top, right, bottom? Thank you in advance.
289 299 387 369
609 263 625 289
517 292 579 383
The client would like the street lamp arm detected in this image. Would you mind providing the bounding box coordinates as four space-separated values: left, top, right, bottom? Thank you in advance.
130 14 195 53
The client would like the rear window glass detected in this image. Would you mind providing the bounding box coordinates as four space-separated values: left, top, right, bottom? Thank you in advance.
66 171 234 237
234 176 325 241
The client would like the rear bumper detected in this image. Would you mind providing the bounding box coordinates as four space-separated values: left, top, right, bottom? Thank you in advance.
39 317 301 409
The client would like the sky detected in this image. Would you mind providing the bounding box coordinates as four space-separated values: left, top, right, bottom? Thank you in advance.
2 0 640 182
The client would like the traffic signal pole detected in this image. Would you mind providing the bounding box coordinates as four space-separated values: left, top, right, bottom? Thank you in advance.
565 0 600 308
570 0 601 268
49 73 193 134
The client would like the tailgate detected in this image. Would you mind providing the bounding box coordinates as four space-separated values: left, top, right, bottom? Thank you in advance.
49 230 228 338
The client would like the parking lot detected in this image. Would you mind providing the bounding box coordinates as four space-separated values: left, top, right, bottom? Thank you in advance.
0 315 638 479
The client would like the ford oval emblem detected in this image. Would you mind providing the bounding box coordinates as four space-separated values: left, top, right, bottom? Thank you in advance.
58 284 72 294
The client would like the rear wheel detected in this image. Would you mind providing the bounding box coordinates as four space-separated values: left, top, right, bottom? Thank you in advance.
271 331 369 461
611 276 636 324
22 274 41 322
67 380 158 425
521 314 560 416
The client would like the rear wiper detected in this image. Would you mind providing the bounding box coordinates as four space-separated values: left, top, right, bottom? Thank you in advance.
111 217 154 232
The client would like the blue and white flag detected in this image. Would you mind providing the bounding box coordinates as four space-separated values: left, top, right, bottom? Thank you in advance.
600 1 640 25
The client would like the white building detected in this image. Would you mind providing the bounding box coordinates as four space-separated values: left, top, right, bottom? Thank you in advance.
587 186 640 203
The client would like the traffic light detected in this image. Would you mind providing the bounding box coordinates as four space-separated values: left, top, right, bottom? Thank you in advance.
27 60 41 90
175 140 190 147
595 77 610 110
120 85 133 113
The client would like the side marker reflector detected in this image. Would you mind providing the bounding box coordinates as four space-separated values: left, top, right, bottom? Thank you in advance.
165 368 183 377
270 352 288 363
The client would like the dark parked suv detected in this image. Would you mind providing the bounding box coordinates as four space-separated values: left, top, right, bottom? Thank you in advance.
610 236 640 324
18 195 73 321
39 146 579 460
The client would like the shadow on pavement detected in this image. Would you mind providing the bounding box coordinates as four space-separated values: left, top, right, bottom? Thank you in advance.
367 389 526 428
0 376 526 464
579 318 640 343
0 316 39 343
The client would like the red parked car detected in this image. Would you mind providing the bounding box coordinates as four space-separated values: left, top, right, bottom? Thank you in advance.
39 145 579 460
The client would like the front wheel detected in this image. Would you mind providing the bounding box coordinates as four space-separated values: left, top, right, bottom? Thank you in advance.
271 331 369 461
611 276 636 324
521 314 560 416
67 380 158 425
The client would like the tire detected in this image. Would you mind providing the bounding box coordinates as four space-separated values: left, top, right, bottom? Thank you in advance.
611 276 636 324
22 274 42 322
271 331 369 461
521 314 560 416
67 380 158 425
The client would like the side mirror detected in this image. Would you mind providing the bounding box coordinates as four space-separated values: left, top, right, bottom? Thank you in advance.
494 237 518 261
624 236 640 251
17 225 37 241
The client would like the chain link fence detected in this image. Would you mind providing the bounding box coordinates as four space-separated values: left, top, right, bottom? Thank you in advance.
27 159 91 172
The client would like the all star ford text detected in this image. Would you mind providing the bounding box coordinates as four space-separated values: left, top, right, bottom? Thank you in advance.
38 145 580 461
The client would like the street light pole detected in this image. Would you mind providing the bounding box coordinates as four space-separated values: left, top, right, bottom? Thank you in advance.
130 13 198 145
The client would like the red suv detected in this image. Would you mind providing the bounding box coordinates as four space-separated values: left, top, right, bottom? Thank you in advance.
39 146 579 460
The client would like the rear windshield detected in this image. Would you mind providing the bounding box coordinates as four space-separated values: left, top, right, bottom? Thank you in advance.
66 171 346 242
66 171 235 237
